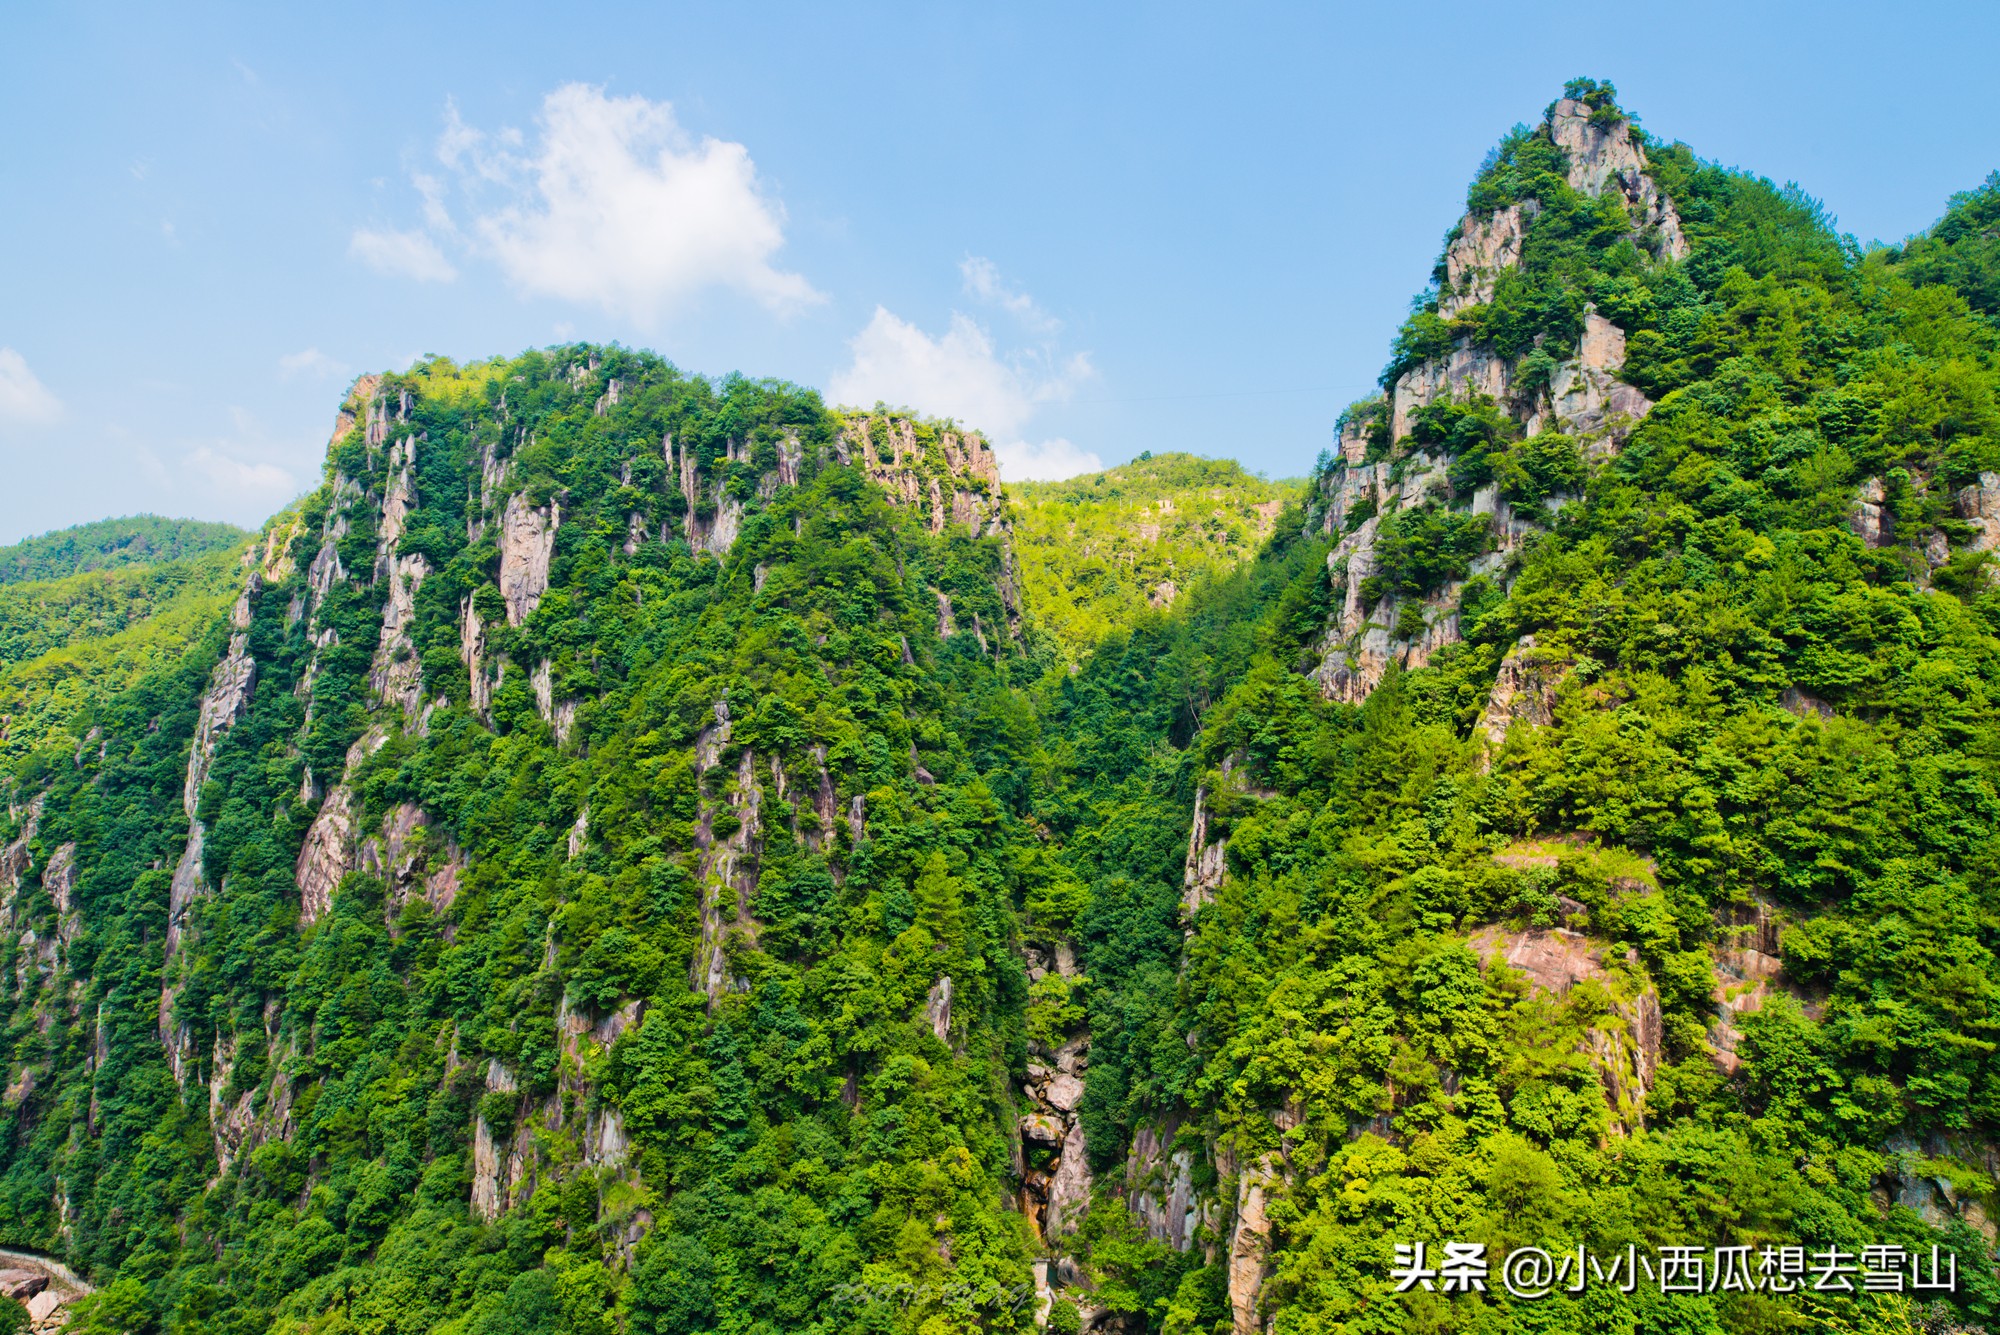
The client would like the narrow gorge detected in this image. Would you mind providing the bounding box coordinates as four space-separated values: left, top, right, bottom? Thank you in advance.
0 79 1997 1335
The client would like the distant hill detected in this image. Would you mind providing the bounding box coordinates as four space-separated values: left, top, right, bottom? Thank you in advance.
0 514 249 585
1007 452 1302 663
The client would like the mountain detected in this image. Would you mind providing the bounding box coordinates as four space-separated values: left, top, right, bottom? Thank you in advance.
1 78 1998 1335
0 516 249 587
1007 454 1298 666
0 542 249 774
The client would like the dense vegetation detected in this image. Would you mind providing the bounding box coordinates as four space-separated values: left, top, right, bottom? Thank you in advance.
1007 455 1296 665
0 80 1996 1335
0 549 246 765
0 515 247 586
1045 81 2000 1334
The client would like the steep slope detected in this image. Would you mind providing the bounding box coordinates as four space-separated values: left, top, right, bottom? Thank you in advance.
2 79 1999 1335
1008 455 1297 667
1033 80 2000 1335
0 353 1055 1333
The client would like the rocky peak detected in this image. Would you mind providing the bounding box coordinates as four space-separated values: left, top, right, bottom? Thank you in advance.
837 413 1005 537
1546 97 1689 262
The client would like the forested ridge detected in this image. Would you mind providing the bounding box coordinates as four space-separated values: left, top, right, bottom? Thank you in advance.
0 517 248 588
0 80 1997 1335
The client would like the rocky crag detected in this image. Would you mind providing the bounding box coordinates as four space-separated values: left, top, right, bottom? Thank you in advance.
1311 95 1680 709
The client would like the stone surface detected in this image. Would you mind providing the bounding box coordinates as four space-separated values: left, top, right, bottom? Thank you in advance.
1547 98 1689 261
1955 471 2000 551
1472 924 1662 1126
1227 1159 1276 1335
1534 311 1655 450
1476 635 1572 751
295 786 355 926
1710 898 1784 1072
1126 1122 1199 1252
1440 204 1531 317
1470 925 1606 996
358 803 431 915
1043 1119 1092 1238
925 975 954 1044
1182 786 1227 918
1393 342 1512 444
369 552 431 718
499 493 558 625
1854 476 1894 547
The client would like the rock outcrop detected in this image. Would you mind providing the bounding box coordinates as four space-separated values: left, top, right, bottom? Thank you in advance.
1183 785 1228 919
1308 92 1685 708
1531 309 1656 451
1469 924 1663 1130
1475 635 1572 752
1019 933 1093 1244
841 415 1005 537
1955 472 2000 551
1227 1159 1277 1334
499 494 558 625
160 541 269 1084
1125 1122 1201 1252
1439 204 1534 317
1547 97 1689 261
1709 897 1784 1073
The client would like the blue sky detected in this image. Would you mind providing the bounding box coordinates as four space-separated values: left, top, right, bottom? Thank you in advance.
1 1 1995 543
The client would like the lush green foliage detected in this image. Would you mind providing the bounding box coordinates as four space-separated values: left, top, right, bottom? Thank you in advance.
0 515 248 586
2 86 2000 1335
0 550 245 765
1044 88 2000 1333
1007 454 1297 666
0 354 1058 1335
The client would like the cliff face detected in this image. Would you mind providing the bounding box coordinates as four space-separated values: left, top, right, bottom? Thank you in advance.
1310 95 1679 707
6 84 1997 1335
0 348 1063 1328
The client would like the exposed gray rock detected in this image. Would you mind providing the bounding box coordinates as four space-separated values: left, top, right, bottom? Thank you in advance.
1182 786 1227 918
43 842 77 946
1854 476 1894 547
1393 340 1512 443
499 493 558 625
358 803 431 916
1126 1123 1198 1251
1547 98 1689 261
1956 472 2000 549
1227 1158 1277 1334
925 975 954 1043
1528 309 1654 450
368 553 430 718
1439 203 1532 317
1043 1118 1092 1238
1476 635 1572 752
460 596 494 724
295 786 355 927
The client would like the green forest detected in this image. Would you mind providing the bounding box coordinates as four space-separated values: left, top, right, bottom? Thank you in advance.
0 516 248 587
1006 454 1297 666
0 80 1997 1335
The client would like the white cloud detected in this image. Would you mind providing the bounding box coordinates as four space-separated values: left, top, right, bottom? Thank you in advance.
830 307 1092 437
278 348 349 380
960 256 1058 332
185 445 296 506
832 308 1035 435
421 83 818 322
0 349 62 424
350 227 458 282
993 437 1103 481
828 297 1099 483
